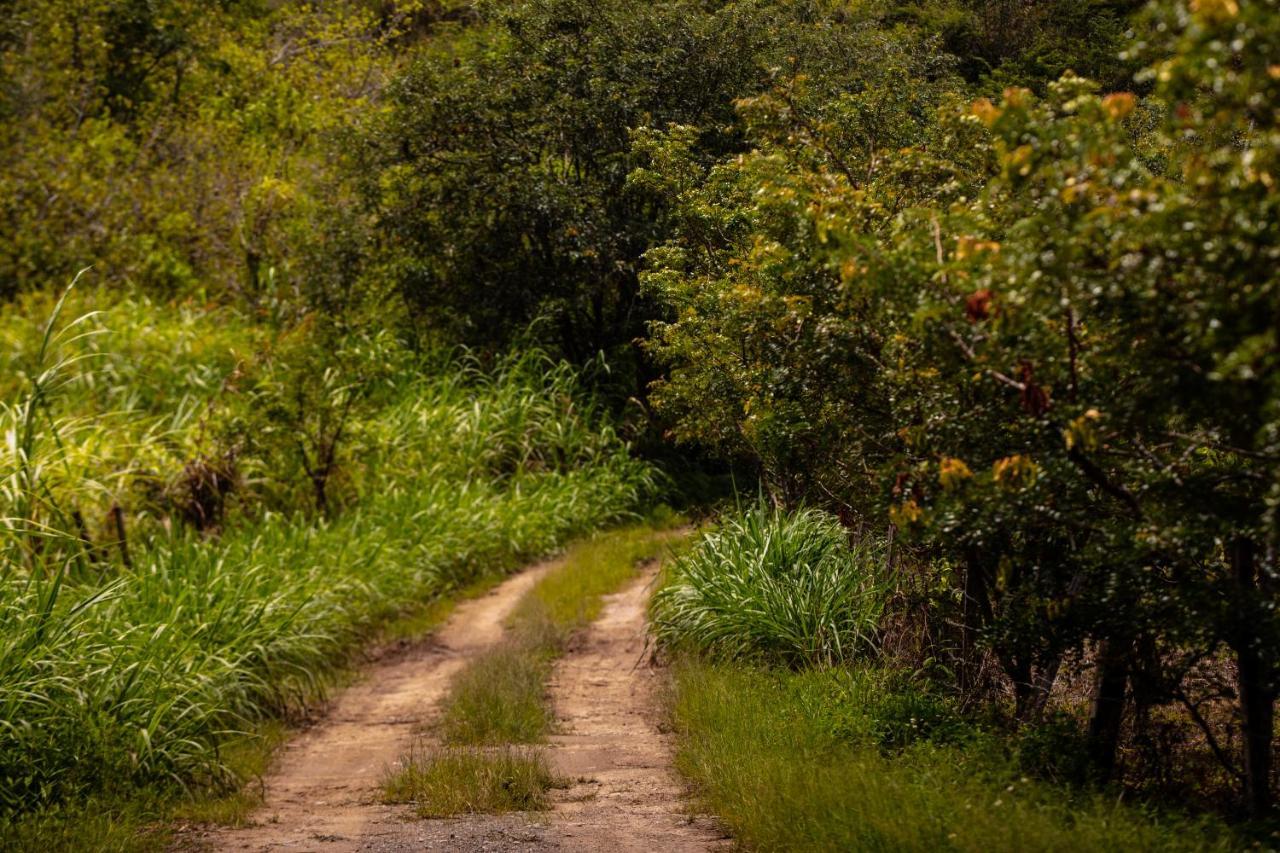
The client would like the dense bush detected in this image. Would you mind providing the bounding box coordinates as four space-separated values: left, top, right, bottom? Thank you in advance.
365 0 783 374
0 0 1142 318
892 0 1145 92
365 0 1131 389
643 0 1280 817
0 0 403 307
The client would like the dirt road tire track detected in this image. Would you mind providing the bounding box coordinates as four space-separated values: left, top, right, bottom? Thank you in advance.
543 561 727 852
390 561 728 852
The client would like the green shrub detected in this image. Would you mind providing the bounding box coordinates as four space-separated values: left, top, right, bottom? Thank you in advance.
769 664 971 752
651 506 888 667
863 685 972 752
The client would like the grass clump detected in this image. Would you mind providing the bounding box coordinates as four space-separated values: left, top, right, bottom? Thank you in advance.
651 505 887 667
438 647 552 745
670 659 1239 853
438 520 684 746
382 747 560 817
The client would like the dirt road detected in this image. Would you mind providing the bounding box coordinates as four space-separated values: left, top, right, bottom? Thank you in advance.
399 562 728 852
195 557 725 852
196 559 559 852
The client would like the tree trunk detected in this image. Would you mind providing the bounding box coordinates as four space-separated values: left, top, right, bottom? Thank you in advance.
1028 653 1064 722
1011 657 1035 722
958 547 992 700
1232 538 1275 819
1087 638 1130 780
110 503 132 570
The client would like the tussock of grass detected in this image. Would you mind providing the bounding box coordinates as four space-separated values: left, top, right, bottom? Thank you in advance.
652 505 888 667
671 659 1239 853
438 521 683 746
382 747 559 817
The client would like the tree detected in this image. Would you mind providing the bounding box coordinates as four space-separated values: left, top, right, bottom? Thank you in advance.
641 0 1280 812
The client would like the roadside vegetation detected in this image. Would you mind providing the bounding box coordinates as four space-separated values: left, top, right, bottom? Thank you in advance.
0 293 651 844
672 659 1237 853
652 506 887 667
655 508 1249 850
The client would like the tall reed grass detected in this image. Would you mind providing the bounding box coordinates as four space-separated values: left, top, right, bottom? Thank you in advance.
0 291 653 823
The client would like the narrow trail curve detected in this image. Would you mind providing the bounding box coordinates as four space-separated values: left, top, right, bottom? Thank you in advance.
191 558 560 853
391 562 729 852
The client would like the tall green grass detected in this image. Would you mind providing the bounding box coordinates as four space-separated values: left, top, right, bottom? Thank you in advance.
0 292 654 827
0 289 271 550
0 473 645 814
671 659 1239 853
651 505 887 666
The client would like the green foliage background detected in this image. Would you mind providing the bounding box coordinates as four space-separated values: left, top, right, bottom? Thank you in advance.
3 0 1280 839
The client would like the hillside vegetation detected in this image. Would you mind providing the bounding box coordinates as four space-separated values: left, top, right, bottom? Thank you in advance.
2 0 1279 847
